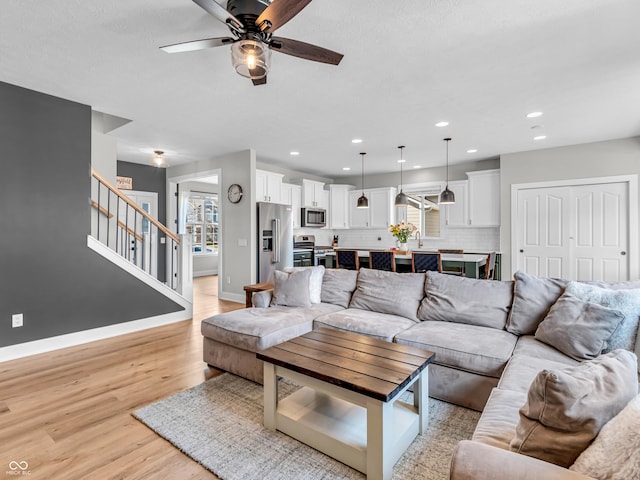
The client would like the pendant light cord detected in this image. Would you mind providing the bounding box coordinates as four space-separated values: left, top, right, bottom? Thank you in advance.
360 152 366 193
444 138 451 186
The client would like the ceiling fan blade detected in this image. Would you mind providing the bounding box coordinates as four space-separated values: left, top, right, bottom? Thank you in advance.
251 75 267 86
270 37 343 65
256 0 311 33
160 37 235 53
193 0 244 32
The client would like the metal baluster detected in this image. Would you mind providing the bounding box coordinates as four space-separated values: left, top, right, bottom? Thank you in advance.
96 180 101 242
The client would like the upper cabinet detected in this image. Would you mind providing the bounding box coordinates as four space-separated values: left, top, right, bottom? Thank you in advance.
444 180 468 227
302 179 327 209
467 169 500 227
328 184 354 229
348 187 396 229
256 169 283 203
281 183 302 228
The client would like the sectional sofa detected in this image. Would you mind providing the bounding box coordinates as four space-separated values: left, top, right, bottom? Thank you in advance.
201 266 640 479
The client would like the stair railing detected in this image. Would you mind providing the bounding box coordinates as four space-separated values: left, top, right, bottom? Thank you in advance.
90 168 182 291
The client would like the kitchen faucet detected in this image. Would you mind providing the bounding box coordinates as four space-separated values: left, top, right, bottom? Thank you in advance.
415 230 423 249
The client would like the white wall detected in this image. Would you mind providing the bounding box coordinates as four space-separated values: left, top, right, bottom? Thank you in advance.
168 150 256 303
500 136 640 278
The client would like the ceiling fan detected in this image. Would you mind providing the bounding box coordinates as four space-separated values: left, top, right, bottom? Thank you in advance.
160 0 344 85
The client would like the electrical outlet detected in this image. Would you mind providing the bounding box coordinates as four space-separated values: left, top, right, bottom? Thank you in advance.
12 313 23 328
227 276 231 284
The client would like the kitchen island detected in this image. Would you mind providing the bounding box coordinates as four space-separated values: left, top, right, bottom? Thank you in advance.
325 250 494 279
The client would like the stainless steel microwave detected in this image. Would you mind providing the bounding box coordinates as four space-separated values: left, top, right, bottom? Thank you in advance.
301 207 326 228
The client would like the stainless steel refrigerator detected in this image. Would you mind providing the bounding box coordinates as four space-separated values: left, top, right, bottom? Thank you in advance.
257 202 293 282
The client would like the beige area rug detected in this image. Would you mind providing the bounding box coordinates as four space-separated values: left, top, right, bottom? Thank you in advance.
133 374 480 480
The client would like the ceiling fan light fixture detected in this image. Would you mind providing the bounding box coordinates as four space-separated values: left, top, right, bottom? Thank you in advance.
231 39 270 79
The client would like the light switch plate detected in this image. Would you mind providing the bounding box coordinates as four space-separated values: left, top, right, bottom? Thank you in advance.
12 313 23 328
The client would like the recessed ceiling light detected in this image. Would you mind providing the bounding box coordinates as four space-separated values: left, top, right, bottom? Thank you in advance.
290 151 300 156
534 135 547 140
397 159 406 163
435 121 449 127
413 165 421 169
342 167 351 171
527 111 543 118
351 138 363 144
467 149 478 153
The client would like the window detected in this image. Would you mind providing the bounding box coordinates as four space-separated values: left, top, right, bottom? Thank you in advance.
185 193 219 255
404 194 441 238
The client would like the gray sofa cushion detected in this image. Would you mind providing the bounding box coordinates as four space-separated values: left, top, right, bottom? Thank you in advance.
506 271 568 336
535 292 625 361
395 321 518 378
313 308 416 342
418 271 513 330
272 269 312 307
498 353 578 394
513 336 583 365
472 388 527 450
510 349 639 468
348 268 425 321
201 303 343 352
321 268 358 308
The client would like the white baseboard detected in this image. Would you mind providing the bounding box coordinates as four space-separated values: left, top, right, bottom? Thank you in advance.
219 291 245 303
0 310 192 363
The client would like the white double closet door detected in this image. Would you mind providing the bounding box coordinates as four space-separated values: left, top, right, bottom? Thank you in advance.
515 181 630 281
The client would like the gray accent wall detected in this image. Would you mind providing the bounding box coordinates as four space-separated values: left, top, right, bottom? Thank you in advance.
500 137 640 277
0 81 183 348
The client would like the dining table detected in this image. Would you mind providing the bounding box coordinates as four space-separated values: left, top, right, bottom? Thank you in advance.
325 250 488 279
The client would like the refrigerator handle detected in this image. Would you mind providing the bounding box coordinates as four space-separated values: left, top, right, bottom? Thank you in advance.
272 218 280 263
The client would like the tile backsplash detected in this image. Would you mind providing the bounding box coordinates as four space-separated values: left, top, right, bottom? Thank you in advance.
296 227 500 253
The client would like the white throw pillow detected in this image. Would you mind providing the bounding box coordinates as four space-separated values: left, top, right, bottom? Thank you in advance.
570 394 640 479
272 269 312 308
284 265 324 304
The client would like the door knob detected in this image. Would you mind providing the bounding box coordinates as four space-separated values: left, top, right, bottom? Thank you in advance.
519 249 524 253
621 251 627 256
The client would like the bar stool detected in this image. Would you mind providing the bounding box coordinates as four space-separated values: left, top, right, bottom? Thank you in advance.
482 251 497 280
411 252 440 273
335 250 360 270
369 251 396 272
438 249 465 276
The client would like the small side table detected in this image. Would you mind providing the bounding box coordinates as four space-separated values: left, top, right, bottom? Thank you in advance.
243 281 274 308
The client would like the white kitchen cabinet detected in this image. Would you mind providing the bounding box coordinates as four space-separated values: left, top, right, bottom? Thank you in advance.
467 169 500 226
444 180 468 227
329 184 354 229
348 187 396 228
281 183 302 228
256 169 283 203
302 179 326 208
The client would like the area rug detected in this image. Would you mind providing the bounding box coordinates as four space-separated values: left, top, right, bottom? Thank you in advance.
133 374 480 480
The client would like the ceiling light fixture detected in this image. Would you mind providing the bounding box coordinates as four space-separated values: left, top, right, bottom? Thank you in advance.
527 111 543 118
357 152 369 209
435 121 449 127
352 138 363 144
534 135 547 140
230 39 270 81
439 138 455 205
342 167 351 171
151 150 168 168
467 149 478 153
290 151 300 156
394 145 409 207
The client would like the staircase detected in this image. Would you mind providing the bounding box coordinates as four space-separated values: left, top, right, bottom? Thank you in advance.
89 168 192 308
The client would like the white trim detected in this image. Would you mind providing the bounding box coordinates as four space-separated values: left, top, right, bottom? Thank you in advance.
219 291 245 303
0 310 190 363
511 174 638 280
87 235 192 310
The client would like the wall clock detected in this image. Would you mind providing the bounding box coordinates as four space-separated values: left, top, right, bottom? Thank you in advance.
227 183 243 203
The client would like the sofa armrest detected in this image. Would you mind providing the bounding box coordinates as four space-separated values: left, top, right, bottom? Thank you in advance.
252 289 273 308
450 441 595 480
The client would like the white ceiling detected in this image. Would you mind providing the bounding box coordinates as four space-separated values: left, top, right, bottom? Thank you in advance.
2 0 639 177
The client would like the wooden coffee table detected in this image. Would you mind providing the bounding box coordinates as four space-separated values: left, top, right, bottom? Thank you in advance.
257 328 435 480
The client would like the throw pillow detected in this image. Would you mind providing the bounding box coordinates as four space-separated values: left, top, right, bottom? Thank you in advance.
507 271 568 335
284 265 325 304
417 271 514 330
535 292 625 360
272 269 312 308
564 281 640 353
509 349 638 468
570 394 640 479
320 268 358 308
348 268 425 321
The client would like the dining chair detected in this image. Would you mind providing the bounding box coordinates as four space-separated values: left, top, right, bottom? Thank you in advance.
438 249 465 276
335 249 360 270
483 251 497 280
411 252 440 273
369 251 396 272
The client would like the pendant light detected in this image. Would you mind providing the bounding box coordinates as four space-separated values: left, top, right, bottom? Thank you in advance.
151 150 168 168
439 138 455 204
394 145 409 206
357 152 369 209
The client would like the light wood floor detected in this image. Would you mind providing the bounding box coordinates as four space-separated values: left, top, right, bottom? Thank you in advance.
0 276 243 479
